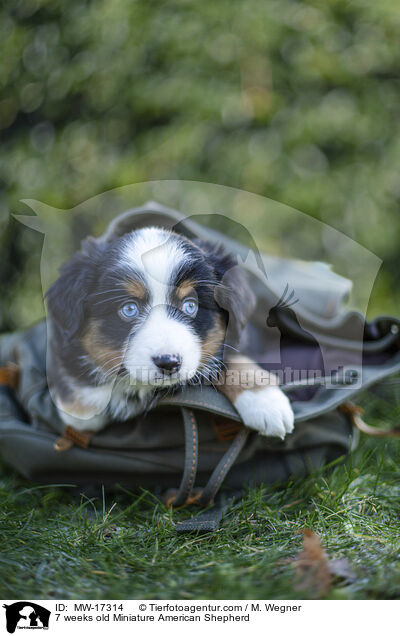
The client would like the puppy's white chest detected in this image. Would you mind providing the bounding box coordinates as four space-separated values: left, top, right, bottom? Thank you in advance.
56 380 155 432
108 385 155 421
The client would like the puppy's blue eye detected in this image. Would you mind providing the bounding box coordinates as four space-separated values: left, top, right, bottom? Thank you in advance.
119 302 139 320
182 298 198 317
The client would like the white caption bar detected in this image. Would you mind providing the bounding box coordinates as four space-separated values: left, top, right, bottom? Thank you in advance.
2 599 398 636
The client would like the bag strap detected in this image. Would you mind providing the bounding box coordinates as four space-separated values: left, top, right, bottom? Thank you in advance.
197 428 249 506
165 407 199 507
176 492 240 534
340 402 400 437
164 408 249 533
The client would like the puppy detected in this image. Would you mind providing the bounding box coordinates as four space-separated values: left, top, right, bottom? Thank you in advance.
46 227 294 439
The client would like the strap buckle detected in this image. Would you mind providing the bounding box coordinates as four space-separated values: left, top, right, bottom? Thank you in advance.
54 426 95 452
0 363 19 390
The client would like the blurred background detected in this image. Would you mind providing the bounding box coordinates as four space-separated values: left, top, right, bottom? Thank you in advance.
1 0 399 332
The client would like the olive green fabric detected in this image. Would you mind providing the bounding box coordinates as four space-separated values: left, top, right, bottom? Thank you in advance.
0 320 354 489
1 201 400 493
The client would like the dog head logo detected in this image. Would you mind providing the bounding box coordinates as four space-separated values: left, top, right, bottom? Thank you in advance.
3 602 50 633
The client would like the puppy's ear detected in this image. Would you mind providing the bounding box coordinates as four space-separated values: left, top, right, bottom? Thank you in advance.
195 240 256 344
45 238 102 344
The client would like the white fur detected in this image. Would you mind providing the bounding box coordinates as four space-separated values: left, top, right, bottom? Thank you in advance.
54 227 202 427
234 386 294 439
58 410 108 432
124 305 201 386
56 380 156 431
56 227 294 438
122 227 187 306
55 383 112 430
121 227 201 387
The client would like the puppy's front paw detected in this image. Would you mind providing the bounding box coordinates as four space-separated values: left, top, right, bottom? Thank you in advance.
234 387 294 439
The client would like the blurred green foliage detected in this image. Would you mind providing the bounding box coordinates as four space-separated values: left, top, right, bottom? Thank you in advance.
1 0 400 330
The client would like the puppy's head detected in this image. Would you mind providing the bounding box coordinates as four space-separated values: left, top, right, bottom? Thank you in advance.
46 227 255 388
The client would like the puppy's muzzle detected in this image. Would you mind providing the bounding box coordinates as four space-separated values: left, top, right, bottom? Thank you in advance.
152 354 182 375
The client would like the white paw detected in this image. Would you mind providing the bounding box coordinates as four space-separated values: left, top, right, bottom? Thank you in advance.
234 387 294 439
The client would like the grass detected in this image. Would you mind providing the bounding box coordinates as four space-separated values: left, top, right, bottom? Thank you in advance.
1 392 400 600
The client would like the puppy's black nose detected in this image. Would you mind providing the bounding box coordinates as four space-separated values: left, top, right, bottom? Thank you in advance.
152 354 182 374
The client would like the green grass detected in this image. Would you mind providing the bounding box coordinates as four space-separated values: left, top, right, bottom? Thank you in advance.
1 393 400 600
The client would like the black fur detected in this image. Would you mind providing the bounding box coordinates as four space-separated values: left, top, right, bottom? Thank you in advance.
46 230 256 399
193 239 256 345
45 249 97 345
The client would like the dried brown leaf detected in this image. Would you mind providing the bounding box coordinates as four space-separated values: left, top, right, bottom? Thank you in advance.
293 529 332 598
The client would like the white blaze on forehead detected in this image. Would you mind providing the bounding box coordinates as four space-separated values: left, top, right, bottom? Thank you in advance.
121 227 202 386
122 227 188 306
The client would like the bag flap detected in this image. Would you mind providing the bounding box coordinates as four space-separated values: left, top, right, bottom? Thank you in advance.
98 201 352 322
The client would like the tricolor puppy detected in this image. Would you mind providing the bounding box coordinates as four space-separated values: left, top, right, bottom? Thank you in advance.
46 227 294 438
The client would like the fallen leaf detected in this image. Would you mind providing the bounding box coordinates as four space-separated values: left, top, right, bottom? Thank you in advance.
293 529 332 598
288 530 357 597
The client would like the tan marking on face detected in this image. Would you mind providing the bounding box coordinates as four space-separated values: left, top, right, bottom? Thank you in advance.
200 315 226 365
176 279 196 300
82 320 123 373
124 279 146 299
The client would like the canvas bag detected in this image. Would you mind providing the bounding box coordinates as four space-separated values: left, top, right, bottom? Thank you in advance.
1 202 399 530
